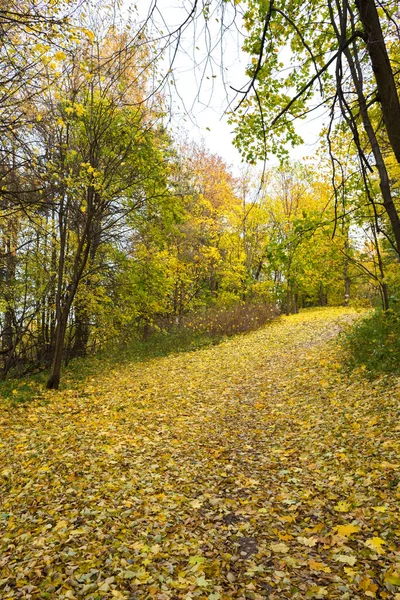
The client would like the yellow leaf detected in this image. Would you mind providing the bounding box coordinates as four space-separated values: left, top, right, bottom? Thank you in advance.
270 542 289 553
308 559 331 573
297 536 318 547
74 103 85 116
359 576 378 594
54 50 66 61
384 572 400 586
335 524 360 537
83 28 95 42
334 501 351 513
365 537 385 554
334 554 357 566
371 506 387 513
344 567 357 580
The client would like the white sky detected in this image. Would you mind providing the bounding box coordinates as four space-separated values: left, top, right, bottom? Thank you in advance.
137 1 325 170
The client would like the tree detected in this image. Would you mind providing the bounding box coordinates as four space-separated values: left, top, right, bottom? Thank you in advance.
37 30 169 388
229 0 400 255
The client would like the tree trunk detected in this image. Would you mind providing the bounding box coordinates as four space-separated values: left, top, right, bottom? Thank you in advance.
72 305 91 358
1 204 18 372
285 289 291 316
343 242 351 305
341 41 400 254
46 310 69 389
355 0 400 164
46 226 92 388
318 282 328 306
381 282 389 311
71 217 101 359
344 274 351 305
292 292 299 314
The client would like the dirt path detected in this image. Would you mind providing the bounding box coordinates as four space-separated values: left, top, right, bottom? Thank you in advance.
1 308 399 599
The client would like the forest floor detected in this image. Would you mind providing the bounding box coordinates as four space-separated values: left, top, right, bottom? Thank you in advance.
1 307 400 600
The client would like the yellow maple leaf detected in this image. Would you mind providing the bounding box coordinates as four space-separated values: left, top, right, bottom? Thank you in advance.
297 536 318 547
270 542 289 553
308 559 331 573
335 524 360 537
359 576 378 594
334 501 351 513
344 567 357 580
365 537 385 554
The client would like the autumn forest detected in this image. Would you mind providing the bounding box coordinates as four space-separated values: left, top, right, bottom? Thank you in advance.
1 0 400 599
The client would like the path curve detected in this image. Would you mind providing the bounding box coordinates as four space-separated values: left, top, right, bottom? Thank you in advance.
1 308 399 599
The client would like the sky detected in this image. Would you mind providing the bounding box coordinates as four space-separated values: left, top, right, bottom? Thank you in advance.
137 1 325 170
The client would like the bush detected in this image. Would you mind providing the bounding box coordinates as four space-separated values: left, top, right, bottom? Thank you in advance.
166 303 279 338
342 307 400 377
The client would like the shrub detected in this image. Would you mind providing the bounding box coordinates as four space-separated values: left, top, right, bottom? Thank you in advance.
342 307 400 377
165 303 279 339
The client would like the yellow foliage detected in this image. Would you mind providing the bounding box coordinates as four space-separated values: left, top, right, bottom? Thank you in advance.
1 308 399 598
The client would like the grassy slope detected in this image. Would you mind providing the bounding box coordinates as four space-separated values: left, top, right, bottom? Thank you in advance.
1 307 399 599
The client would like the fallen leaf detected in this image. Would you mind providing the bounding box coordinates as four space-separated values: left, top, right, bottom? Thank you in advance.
308 559 331 573
270 542 289 553
334 501 351 513
365 537 386 554
334 554 357 566
297 536 318 547
335 524 360 537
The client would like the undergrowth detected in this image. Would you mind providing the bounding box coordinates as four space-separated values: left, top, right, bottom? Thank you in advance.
0 304 278 404
342 306 400 377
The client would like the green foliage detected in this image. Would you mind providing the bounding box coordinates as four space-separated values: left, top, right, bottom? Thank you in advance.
342 308 400 377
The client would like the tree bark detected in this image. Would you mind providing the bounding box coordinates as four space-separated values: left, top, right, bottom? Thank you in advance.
339 30 400 254
72 308 90 357
355 0 400 164
46 311 69 389
46 201 93 389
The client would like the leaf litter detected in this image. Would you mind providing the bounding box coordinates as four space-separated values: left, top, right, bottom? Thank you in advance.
1 307 399 599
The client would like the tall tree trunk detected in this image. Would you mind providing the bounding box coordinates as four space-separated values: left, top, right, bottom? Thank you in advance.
46 310 69 389
71 218 101 359
318 282 327 307
355 0 400 164
328 2 400 253
72 303 91 358
46 197 94 389
341 40 400 254
343 238 351 305
1 202 18 372
344 271 351 306
381 281 389 311
292 292 299 314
